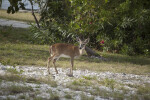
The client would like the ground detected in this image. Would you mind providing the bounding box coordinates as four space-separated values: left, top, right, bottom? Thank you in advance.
0 63 150 100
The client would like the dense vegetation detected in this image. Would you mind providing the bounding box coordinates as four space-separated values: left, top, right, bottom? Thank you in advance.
2 0 150 56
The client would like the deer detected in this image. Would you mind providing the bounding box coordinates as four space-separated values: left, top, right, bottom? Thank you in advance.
47 37 89 77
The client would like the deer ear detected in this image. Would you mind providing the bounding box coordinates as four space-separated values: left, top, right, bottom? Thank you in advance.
85 38 90 43
76 37 81 42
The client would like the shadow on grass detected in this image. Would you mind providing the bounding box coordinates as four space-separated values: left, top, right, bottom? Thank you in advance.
72 53 150 66
106 54 150 66
0 26 31 43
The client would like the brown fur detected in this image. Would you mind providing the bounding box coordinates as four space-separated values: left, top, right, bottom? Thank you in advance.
50 43 80 58
47 38 89 77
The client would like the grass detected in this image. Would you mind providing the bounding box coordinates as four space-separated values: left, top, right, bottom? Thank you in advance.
80 93 94 100
0 84 33 95
137 86 150 95
82 76 97 80
36 77 57 87
0 26 150 75
0 73 57 87
0 9 40 22
18 95 26 99
64 94 72 99
0 74 25 82
0 26 33 43
48 89 60 100
71 76 98 86
7 67 24 74
101 78 116 90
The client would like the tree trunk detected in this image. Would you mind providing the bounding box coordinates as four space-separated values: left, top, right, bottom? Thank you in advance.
85 46 98 56
85 46 107 60
29 0 40 28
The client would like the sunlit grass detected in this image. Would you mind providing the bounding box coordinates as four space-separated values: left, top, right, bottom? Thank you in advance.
1 43 149 75
0 9 40 22
0 43 49 66
0 26 150 75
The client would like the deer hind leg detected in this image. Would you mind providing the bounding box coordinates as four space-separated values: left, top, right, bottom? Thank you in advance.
47 57 51 74
47 54 56 74
52 58 58 74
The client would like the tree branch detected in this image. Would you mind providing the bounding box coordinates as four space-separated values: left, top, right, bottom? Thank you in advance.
29 0 40 28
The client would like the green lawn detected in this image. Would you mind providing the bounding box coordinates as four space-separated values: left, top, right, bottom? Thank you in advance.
0 9 40 22
0 26 150 75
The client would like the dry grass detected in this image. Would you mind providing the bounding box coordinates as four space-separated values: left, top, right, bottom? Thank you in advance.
0 9 40 22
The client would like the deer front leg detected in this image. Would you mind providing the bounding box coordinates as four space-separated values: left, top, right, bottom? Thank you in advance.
71 58 74 75
67 58 74 77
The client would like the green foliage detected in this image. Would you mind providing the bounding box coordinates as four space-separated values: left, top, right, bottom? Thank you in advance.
3 0 150 55
120 44 135 56
29 22 75 44
7 0 25 14
36 0 150 56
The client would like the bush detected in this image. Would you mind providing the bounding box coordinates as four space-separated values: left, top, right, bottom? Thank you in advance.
29 0 150 56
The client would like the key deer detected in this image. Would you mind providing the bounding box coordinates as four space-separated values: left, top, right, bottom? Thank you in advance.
47 37 89 77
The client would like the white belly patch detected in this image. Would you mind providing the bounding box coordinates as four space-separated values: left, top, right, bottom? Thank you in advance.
59 54 70 58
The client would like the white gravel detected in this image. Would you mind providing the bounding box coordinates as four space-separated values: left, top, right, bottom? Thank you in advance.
0 63 150 100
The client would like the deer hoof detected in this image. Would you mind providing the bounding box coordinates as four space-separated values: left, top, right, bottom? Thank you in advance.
56 71 59 74
48 71 50 75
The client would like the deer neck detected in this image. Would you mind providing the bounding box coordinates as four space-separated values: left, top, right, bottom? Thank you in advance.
78 47 85 55
74 46 85 57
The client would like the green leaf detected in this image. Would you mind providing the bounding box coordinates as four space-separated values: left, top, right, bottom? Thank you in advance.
105 0 108 3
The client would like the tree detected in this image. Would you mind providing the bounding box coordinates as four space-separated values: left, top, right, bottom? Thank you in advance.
2 0 150 56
